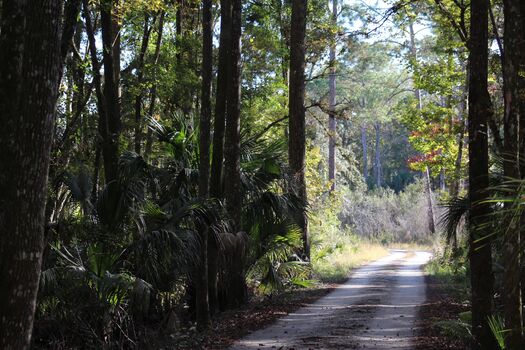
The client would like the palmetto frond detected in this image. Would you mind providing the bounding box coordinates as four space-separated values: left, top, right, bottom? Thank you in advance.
247 226 309 293
62 166 93 215
439 196 469 247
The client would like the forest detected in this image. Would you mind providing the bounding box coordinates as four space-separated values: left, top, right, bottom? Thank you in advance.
1 0 525 349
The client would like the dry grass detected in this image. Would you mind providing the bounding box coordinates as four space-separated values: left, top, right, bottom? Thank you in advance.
388 242 433 251
313 242 389 283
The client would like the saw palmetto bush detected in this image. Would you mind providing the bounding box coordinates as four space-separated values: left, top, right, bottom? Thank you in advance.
35 117 308 347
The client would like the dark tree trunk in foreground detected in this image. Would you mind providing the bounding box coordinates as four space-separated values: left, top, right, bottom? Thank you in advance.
223 0 246 305
289 0 309 257
0 1 66 347
100 0 122 187
519 0 525 332
224 0 242 235
468 1 496 348
195 0 213 330
328 0 337 191
208 0 232 314
503 1 524 347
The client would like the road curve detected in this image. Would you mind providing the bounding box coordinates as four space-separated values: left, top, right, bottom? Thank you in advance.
229 250 432 350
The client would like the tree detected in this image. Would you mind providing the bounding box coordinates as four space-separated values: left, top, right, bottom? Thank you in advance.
0 1 78 347
502 0 524 347
328 0 337 191
208 0 232 314
223 0 246 305
467 0 497 348
289 0 309 257
210 0 232 200
100 0 122 190
195 0 213 330
519 1 525 331
133 14 154 155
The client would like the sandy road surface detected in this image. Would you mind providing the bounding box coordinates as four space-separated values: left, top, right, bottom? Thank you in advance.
229 250 432 350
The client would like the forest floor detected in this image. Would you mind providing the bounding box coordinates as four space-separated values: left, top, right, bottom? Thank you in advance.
415 274 470 349
153 249 468 350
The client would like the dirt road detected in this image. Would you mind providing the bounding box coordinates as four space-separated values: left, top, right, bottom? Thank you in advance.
229 250 432 350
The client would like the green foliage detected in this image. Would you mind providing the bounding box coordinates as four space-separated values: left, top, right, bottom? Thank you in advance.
425 249 469 300
487 315 506 350
247 226 311 294
439 195 468 247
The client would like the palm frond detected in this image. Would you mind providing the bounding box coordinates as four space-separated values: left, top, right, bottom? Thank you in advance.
439 196 468 247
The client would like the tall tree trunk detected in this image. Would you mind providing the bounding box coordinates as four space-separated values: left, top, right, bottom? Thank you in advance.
72 20 86 143
100 0 121 187
450 84 467 199
518 0 525 333
224 0 242 239
144 11 165 162
210 0 232 199
502 1 523 347
209 0 232 314
361 124 368 184
195 0 213 330
0 1 66 347
92 144 102 202
468 1 496 348
374 123 381 188
83 0 107 201
328 0 337 191
223 0 246 305
425 167 436 234
289 0 309 257
134 14 153 155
